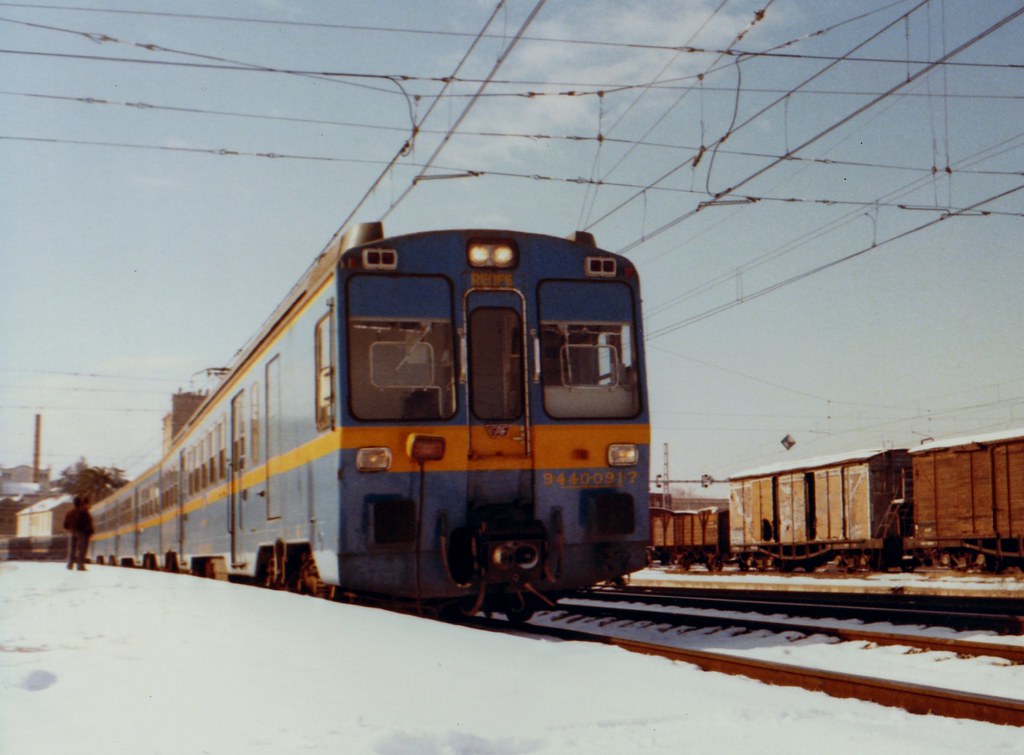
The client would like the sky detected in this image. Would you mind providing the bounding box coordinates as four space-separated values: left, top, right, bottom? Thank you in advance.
1 0 1022 484
2 562 1022 753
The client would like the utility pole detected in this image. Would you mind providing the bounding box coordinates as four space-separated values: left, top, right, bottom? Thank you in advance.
652 443 723 494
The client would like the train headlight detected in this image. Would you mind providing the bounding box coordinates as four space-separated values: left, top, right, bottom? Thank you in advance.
607 444 638 466
356 447 392 472
467 241 517 268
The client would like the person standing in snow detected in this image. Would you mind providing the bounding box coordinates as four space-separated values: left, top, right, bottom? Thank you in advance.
63 496 94 571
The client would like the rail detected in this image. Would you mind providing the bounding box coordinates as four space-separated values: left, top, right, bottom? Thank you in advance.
469 616 1024 727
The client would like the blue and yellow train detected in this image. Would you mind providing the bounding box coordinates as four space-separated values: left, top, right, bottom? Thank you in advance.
90 223 650 619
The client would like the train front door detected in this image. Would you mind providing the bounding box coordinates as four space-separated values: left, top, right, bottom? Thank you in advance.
463 289 532 506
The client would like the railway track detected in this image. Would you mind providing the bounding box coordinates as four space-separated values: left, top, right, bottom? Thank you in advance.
586 584 1024 634
468 614 1024 727
556 598 1024 663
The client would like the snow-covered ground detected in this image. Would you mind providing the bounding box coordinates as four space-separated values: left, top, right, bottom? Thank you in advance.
2 562 1021 754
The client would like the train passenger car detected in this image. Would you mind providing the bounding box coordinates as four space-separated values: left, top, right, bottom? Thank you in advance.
908 428 1024 570
90 223 650 619
729 449 912 570
648 506 727 569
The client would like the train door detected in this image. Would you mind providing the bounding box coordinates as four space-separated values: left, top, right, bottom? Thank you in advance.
463 289 532 505
133 488 140 560
178 449 187 555
229 390 247 566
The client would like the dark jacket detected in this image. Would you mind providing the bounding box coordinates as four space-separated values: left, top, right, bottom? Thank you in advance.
63 506 95 537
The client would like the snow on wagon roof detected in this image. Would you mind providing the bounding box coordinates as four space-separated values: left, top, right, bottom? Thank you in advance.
910 427 1024 454
730 448 893 481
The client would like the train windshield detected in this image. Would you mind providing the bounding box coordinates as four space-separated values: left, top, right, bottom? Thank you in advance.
346 275 456 420
538 280 640 419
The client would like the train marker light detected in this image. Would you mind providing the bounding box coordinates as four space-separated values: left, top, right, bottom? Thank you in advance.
407 433 446 462
607 444 638 466
467 241 517 269
585 256 617 277
356 447 392 471
362 248 398 270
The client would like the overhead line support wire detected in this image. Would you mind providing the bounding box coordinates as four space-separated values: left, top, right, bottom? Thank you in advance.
327 0 509 242
360 0 548 228
376 0 547 224
705 4 1024 203
606 2 1024 254
586 0 935 234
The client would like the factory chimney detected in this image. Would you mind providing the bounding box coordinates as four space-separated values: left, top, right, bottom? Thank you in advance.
32 414 41 483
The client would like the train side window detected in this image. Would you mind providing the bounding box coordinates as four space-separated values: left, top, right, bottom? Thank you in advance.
203 432 211 488
315 313 335 430
250 382 261 465
216 420 226 481
232 391 247 472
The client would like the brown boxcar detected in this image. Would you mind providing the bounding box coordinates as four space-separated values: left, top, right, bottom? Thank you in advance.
729 449 912 570
909 428 1024 569
648 506 728 569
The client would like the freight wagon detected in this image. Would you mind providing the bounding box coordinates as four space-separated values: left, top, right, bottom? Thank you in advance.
648 506 728 569
908 428 1024 570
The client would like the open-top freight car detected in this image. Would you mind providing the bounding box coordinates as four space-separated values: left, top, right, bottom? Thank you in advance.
648 506 728 569
89 223 650 620
728 449 912 571
908 428 1024 570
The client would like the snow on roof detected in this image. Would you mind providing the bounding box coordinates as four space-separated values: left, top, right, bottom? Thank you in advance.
730 448 897 480
16 494 72 515
910 427 1024 454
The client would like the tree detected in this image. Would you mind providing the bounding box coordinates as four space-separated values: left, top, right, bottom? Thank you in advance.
56 458 128 503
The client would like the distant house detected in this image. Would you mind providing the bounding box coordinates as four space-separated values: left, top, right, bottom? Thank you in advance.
0 498 24 537
0 464 50 488
15 495 73 537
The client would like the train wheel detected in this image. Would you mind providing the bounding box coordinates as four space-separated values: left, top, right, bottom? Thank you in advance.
165 552 180 573
501 594 537 624
261 548 281 589
297 551 335 599
504 605 535 624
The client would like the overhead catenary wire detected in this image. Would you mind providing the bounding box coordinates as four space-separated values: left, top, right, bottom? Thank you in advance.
584 0 939 235
327 0 514 241
8 2 1022 72
361 0 548 226
640 125 1024 322
4 3 1021 476
644 181 1024 340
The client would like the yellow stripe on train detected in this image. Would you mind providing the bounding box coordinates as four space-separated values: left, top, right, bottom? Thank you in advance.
92 422 649 542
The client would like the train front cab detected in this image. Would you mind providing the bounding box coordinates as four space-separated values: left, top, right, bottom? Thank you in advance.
335 230 650 618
